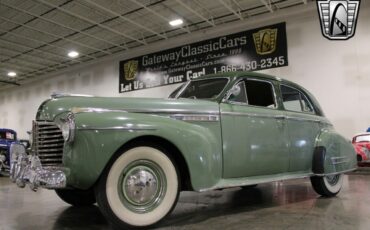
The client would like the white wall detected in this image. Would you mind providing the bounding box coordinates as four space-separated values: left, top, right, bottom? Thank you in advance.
0 1 369 139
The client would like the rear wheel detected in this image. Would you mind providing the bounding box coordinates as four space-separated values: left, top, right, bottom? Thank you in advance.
310 174 343 197
55 188 96 206
95 146 180 229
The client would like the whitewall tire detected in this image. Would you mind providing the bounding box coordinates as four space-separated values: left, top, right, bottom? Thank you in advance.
96 146 180 229
310 174 344 197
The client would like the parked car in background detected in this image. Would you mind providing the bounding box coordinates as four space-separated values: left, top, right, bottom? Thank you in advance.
352 133 370 162
9 72 357 229
0 128 18 175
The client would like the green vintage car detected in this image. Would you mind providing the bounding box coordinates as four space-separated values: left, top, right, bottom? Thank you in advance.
10 72 356 228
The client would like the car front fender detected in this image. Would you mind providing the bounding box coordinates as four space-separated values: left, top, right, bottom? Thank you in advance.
62 111 223 191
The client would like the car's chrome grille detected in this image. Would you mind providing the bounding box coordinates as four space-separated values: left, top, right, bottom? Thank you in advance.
33 121 64 167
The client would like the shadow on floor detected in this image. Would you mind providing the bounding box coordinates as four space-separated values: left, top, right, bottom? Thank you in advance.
50 181 319 229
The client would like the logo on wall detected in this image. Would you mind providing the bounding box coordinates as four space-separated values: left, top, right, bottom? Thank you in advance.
124 60 138 80
317 0 360 40
253 28 278 55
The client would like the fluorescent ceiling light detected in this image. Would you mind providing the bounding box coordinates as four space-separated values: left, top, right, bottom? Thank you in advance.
7 72 17 77
68 51 79 58
169 19 183 26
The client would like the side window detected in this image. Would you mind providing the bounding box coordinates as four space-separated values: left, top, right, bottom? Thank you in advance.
228 81 247 103
245 80 276 108
281 85 314 113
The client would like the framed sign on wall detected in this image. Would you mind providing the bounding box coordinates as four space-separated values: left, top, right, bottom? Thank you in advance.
119 22 288 93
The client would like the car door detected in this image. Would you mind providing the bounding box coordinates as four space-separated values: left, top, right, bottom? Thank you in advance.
220 78 290 178
279 84 321 173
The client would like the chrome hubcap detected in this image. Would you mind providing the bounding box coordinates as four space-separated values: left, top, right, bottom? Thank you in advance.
119 160 166 213
124 166 158 205
325 175 340 186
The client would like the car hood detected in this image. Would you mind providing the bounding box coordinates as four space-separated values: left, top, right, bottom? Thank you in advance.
0 139 15 148
36 96 220 121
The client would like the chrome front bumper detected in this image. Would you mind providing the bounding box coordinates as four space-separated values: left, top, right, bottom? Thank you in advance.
10 143 67 191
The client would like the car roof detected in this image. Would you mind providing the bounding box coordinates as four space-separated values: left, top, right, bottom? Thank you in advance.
197 71 297 85
195 71 325 116
0 128 16 133
353 132 370 137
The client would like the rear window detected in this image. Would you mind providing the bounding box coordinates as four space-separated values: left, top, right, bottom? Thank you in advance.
281 85 314 113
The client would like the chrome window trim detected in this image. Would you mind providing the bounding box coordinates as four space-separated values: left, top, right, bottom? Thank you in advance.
280 84 316 115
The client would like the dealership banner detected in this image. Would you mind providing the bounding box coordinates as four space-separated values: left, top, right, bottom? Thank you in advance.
119 22 288 93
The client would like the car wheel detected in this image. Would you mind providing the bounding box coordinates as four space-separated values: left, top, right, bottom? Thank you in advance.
310 174 343 197
95 146 180 229
55 188 96 206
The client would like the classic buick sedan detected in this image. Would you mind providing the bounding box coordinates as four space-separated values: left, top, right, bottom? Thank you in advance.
10 72 356 229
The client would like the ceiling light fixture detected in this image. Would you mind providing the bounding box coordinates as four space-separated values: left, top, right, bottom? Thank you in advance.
169 19 183 26
68 51 79 58
7 72 17 77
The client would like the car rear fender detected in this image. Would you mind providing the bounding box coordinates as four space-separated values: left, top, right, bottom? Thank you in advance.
313 128 357 175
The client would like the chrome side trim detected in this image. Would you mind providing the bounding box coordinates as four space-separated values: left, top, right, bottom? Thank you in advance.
71 107 220 115
285 116 320 123
221 112 278 119
77 125 157 131
51 93 93 99
198 167 357 192
199 172 313 192
330 156 350 165
170 114 220 122
315 168 357 176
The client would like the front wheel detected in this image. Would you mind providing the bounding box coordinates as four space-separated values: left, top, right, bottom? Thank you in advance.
95 146 180 229
310 174 344 197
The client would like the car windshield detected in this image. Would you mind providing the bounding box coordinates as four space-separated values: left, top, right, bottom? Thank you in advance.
175 78 228 100
354 135 370 143
0 131 15 140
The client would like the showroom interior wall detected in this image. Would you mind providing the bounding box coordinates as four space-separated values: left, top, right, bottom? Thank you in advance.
0 1 369 139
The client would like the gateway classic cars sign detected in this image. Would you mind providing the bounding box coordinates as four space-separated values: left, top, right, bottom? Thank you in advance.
119 22 288 93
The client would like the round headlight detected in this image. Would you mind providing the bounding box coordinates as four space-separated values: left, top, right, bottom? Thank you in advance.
60 113 75 143
61 122 71 141
28 132 33 147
